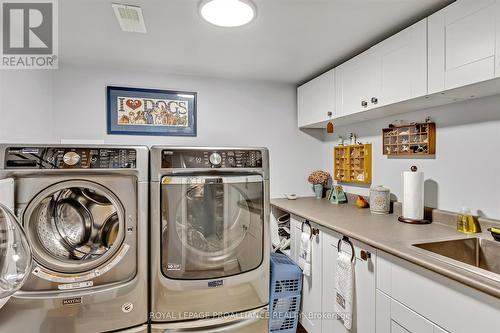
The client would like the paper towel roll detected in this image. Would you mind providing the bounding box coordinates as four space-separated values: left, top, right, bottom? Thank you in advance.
402 170 424 220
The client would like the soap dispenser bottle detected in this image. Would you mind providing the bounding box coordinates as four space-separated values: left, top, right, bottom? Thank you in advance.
456 207 479 234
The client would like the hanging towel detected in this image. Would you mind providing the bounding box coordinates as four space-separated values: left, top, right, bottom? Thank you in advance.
335 250 354 330
298 229 311 276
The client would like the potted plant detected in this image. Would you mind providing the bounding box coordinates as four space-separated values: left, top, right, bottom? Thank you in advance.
308 170 330 199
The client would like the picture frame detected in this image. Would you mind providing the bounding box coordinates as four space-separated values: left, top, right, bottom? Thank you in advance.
106 86 197 136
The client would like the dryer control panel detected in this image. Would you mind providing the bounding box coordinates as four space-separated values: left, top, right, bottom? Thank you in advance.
161 149 263 169
4 147 137 169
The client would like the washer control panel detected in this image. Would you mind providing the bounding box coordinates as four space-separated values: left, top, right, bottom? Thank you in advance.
162 149 263 169
4 147 137 169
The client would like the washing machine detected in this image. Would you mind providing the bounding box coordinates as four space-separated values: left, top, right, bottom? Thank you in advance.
150 146 270 332
0 145 149 333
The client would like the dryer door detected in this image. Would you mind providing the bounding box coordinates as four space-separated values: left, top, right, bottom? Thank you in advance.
160 174 263 280
22 180 126 274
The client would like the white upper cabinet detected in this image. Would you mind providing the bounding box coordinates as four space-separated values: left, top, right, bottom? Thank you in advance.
298 0 500 127
336 19 428 117
335 49 379 117
428 0 499 93
297 68 335 127
373 19 428 106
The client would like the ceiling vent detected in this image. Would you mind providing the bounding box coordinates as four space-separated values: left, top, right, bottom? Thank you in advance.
112 3 147 33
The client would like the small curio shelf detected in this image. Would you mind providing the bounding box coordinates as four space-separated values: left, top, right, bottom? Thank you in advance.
334 144 372 184
382 122 436 156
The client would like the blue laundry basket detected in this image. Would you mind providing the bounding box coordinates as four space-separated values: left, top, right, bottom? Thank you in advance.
269 253 302 333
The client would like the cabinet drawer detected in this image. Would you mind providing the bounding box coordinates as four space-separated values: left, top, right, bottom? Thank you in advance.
377 290 448 333
390 296 434 333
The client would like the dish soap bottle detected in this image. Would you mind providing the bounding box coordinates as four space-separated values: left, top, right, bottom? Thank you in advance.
456 207 479 234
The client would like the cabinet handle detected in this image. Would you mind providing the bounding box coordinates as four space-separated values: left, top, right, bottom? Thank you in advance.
361 101 368 107
360 250 371 261
327 111 332 117
371 97 378 104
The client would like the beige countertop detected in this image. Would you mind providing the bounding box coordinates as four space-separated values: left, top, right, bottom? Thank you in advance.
271 197 500 298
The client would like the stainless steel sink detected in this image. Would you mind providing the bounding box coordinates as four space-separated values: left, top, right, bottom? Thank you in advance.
413 237 500 278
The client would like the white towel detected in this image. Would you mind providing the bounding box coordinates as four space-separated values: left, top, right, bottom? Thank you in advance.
298 230 311 276
335 250 354 330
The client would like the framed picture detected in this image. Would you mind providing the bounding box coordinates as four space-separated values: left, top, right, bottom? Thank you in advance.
106 86 197 136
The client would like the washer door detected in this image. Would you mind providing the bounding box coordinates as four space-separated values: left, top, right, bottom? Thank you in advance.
161 174 264 280
23 180 126 274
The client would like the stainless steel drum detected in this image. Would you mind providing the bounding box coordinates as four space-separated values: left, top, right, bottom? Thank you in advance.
176 183 251 255
23 180 125 274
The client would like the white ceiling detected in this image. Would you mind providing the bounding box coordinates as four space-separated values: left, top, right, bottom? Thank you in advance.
59 0 453 84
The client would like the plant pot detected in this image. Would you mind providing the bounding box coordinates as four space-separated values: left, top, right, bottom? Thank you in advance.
313 184 323 199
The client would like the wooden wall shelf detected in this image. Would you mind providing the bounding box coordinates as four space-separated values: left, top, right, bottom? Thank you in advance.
382 122 435 156
334 144 372 184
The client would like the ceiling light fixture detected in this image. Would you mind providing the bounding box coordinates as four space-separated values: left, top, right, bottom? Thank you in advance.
199 0 256 27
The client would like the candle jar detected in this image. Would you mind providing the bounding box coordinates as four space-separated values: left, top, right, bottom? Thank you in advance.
370 185 390 214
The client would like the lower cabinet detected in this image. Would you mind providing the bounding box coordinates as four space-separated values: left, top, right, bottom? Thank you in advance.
290 216 323 333
321 228 377 333
282 211 499 333
288 217 378 333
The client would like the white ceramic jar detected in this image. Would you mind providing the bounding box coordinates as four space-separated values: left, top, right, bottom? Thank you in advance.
370 185 390 214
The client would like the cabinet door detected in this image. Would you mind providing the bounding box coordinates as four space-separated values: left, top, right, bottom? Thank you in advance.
290 215 304 264
300 222 322 333
321 230 340 333
353 240 376 333
373 19 427 107
335 50 378 117
428 0 498 93
322 230 376 333
297 69 335 127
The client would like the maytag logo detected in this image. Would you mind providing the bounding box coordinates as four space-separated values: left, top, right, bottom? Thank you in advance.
1 0 58 69
62 297 82 306
208 279 223 288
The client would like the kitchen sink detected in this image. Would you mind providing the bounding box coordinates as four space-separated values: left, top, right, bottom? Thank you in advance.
413 238 500 277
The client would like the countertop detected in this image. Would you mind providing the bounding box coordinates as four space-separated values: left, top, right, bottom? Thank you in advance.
271 197 500 298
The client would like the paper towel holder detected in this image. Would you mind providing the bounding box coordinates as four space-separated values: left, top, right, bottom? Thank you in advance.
398 166 431 224
398 216 431 224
